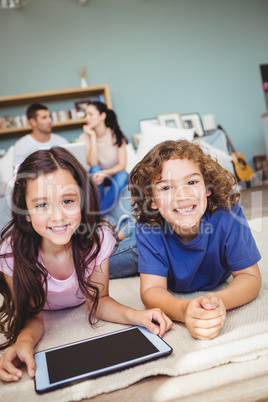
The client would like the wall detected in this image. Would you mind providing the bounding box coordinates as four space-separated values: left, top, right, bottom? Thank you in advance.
0 0 267 165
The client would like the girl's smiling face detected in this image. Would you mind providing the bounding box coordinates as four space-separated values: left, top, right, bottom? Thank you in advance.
25 168 82 249
151 158 211 243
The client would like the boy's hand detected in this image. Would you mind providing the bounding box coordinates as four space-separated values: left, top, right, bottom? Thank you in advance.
201 292 226 314
0 341 35 382
132 308 173 338
184 294 226 340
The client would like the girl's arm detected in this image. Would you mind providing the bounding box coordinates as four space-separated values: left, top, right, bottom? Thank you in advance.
0 274 44 382
79 126 99 166
87 259 172 337
213 263 261 310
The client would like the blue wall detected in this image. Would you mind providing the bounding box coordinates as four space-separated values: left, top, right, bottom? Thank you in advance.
0 0 267 165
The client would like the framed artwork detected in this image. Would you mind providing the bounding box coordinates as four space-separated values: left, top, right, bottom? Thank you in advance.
157 112 184 129
181 113 204 136
75 100 92 112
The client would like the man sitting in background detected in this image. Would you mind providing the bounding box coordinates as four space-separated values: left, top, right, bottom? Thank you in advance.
13 103 68 166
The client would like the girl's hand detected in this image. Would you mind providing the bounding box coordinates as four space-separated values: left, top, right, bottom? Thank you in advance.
131 308 173 338
0 341 35 382
184 294 226 340
83 125 96 137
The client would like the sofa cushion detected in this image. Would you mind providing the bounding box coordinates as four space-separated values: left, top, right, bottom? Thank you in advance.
137 121 195 161
0 145 14 196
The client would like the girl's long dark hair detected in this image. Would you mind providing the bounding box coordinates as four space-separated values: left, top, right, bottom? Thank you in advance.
89 101 128 147
0 147 112 349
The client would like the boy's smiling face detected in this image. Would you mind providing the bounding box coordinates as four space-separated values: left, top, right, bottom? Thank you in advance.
151 158 211 243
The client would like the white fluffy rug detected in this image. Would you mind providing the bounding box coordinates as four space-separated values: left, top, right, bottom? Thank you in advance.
1 217 268 401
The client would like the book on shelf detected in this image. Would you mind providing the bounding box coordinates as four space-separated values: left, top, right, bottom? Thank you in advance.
0 115 29 130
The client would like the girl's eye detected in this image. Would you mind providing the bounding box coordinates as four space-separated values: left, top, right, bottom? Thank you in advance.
161 185 172 191
37 203 48 208
62 199 75 206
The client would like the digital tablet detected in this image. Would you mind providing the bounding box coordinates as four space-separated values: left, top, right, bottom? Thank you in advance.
34 326 172 394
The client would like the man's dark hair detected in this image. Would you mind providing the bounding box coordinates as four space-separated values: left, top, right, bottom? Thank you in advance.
26 103 49 120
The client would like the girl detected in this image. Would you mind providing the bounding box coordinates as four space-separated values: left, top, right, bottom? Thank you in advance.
79 101 129 215
0 147 172 383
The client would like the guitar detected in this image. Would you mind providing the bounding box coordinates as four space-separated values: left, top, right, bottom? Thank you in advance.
217 125 254 182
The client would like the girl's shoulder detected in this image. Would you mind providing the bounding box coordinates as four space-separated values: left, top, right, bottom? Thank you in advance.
95 223 117 265
0 236 14 275
0 236 13 255
97 223 116 244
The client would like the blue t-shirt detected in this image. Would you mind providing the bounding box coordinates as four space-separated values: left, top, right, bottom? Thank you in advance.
136 204 261 292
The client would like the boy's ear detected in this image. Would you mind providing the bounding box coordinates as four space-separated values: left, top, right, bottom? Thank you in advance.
150 197 158 210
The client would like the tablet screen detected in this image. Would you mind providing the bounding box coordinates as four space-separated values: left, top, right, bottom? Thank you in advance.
46 328 158 383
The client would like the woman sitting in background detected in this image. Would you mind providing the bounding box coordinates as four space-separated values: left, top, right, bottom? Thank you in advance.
79 101 128 216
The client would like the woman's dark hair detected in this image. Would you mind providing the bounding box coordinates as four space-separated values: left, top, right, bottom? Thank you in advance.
129 139 240 226
88 101 128 147
0 146 113 348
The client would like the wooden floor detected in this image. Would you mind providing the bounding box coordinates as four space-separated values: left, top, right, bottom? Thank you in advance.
83 183 268 402
239 181 268 219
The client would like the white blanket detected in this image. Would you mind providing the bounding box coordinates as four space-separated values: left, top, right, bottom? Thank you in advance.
1 217 268 401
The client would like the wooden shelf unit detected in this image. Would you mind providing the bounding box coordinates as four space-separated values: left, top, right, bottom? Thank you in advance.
0 84 112 138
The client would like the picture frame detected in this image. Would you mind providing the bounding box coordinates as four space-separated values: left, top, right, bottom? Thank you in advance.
181 113 204 136
156 112 184 129
75 100 92 113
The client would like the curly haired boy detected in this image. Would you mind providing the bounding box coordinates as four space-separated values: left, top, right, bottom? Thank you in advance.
129 140 261 340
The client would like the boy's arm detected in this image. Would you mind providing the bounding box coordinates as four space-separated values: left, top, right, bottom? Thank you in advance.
140 273 189 322
140 273 225 340
213 263 261 310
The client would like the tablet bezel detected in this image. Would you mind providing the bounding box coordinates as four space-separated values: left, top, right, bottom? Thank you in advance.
34 326 172 394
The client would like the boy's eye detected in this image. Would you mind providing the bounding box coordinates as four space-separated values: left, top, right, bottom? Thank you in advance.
188 180 197 186
161 185 172 191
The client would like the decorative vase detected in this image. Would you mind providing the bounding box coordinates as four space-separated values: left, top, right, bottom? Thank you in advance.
80 77 88 88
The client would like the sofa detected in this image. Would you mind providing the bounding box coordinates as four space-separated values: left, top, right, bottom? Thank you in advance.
0 125 233 229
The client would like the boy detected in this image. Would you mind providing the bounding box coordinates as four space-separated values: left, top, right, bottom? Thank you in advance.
129 140 261 340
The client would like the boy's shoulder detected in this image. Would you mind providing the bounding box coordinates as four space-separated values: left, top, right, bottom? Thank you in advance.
204 204 249 237
135 221 177 246
136 222 163 235
209 204 245 223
